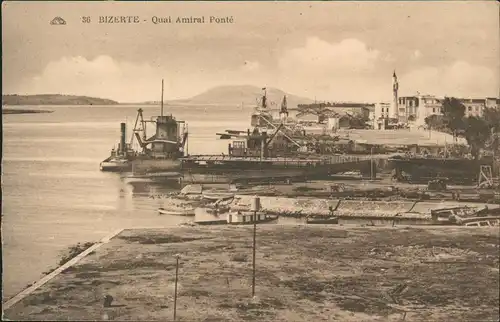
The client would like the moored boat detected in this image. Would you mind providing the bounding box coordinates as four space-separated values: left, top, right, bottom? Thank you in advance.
226 211 278 225
194 209 278 225
100 157 132 172
102 79 189 175
462 217 500 227
100 122 136 172
157 207 195 216
204 205 231 215
202 192 235 201
431 205 500 225
430 206 478 225
306 216 339 225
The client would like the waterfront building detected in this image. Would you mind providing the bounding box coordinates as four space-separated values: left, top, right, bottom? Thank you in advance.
296 111 320 123
398 95 499 127
461 98 486 118
485 97 499 109
374 102 392 129
327 104 372 120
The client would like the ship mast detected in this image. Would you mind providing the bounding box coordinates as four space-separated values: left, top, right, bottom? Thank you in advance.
261 87 267 109
161 79 164 117
280 95 288 118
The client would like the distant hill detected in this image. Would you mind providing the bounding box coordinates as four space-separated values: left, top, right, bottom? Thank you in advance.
164 85 315 108
2 94 118 106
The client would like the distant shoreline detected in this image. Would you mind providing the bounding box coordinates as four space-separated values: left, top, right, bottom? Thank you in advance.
3 108 54 115
2 94 118 106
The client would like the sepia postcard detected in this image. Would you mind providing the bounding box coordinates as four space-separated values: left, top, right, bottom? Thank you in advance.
2 1 499 321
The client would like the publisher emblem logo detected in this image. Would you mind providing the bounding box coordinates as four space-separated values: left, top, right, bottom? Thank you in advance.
50 17 67 25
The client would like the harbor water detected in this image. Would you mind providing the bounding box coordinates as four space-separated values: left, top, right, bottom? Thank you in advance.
1 104 250 301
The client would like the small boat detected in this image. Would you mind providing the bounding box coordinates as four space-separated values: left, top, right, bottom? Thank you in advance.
194 218 228 225
158 208 195 216
202 192 235 201
463 217 500 227
194 209 278 225
306 216 339 225
100 158 132 172
431 205 500 225
123 172 182 184
430 206 478 225
204 205 231 215
100 123 135 172
226 211 278 225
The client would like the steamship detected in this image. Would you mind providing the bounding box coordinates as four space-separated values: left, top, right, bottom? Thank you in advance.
100 80 188 173
99 122 136 172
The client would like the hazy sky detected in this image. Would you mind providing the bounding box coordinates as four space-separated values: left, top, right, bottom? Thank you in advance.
2 1 499 102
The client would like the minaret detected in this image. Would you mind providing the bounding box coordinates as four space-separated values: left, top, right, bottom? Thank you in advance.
392 70 399 119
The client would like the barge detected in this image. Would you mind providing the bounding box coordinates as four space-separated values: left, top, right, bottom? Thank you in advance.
389 154 493 184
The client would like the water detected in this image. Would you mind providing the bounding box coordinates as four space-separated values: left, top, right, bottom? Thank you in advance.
2 104 251 301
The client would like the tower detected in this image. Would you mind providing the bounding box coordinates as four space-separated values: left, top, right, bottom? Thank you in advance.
392 71 399 119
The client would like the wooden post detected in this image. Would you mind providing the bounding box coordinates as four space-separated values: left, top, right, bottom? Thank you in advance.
370 147 374 180
252 214 256 297
250 196 261 298
173 255 180 321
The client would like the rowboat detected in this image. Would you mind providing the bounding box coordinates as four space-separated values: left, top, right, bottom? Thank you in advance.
157 208 195 216
306 216 339 225
202 192 235 201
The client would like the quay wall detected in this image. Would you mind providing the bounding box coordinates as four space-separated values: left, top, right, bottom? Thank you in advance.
231 195 498 219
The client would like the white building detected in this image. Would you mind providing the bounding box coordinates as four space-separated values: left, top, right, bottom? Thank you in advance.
461 98 486 118
398 95 499 127
374 102 392 129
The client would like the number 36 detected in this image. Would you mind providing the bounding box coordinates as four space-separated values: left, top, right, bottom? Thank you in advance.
81 16 91 23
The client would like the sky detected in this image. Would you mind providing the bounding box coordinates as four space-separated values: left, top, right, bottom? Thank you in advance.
2 1 499 103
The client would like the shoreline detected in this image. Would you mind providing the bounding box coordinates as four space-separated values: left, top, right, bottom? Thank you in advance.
4 225 499 321
3 108 54 115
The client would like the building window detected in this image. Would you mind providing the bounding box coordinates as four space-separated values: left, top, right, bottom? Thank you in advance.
468 106 472 112
433 108 436 113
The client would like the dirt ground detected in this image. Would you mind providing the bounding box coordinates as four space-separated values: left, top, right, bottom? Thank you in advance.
4 226 499 321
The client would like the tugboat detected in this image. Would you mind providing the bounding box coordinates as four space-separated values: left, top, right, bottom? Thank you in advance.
100 122 136 172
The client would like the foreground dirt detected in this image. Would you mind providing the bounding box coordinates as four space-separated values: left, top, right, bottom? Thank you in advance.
4 226 499 321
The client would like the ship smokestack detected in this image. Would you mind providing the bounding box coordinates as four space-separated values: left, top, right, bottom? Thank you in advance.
120 122 126 154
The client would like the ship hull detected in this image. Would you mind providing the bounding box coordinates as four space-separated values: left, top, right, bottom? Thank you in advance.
389 156 490 183
132 159 182 173
123 160 371 185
